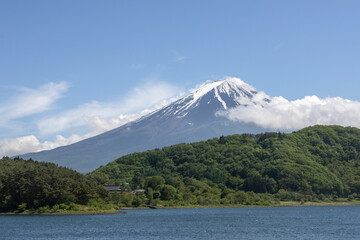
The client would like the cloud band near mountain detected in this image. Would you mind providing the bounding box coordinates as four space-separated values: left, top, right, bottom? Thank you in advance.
217 95 360 130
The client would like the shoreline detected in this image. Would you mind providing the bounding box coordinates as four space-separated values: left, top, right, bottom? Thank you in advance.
275 201 360 207
2 201 359 215
0 210 126 216
119 200 360 210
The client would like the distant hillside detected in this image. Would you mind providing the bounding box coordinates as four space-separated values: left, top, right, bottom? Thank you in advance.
89 125 360 206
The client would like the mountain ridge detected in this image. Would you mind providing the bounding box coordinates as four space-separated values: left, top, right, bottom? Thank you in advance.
20 78 270 172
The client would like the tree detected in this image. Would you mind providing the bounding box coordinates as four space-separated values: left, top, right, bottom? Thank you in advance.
146 176 165 191
161 185 177 201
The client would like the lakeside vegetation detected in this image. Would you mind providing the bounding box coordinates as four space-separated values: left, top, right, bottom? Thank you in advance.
90 125 360 208
0 157 113 213
2 125 360 212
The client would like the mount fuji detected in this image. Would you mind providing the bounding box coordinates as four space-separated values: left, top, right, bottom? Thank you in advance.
20 78 271 172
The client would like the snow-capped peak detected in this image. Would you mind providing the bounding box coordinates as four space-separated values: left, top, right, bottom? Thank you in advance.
217 77 257 95
157 77 270 118
185 77 267 108
190 77 257 100
190 80 224 103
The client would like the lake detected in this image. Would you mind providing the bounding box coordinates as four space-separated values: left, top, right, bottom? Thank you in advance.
1 206 359 239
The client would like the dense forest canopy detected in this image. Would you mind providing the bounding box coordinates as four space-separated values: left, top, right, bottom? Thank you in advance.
89 125 360 206
0 157 108 212
3 125 360 211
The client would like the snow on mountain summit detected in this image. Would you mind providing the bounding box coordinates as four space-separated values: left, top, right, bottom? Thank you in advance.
158 77 270 119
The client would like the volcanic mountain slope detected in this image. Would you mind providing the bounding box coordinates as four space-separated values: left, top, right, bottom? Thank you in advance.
21 78 270 172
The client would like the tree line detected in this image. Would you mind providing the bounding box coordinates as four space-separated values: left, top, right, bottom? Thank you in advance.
89 125 360 207
0 157 109 212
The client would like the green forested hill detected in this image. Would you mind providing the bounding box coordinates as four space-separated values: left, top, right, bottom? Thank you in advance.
0 157 109 212
90 125 360 206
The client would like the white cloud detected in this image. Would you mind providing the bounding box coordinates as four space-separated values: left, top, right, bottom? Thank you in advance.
0 82 69 125
0 80 182 157
172 50 187 62
0 134 84 157
218 94 360 131
36 81 180 136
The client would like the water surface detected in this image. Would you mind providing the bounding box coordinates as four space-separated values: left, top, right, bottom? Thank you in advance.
1 206 359 239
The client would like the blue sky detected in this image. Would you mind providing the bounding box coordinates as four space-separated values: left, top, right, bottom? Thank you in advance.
1 0 360 156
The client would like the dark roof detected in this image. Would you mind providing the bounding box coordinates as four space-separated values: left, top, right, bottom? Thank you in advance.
104 185 121 191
